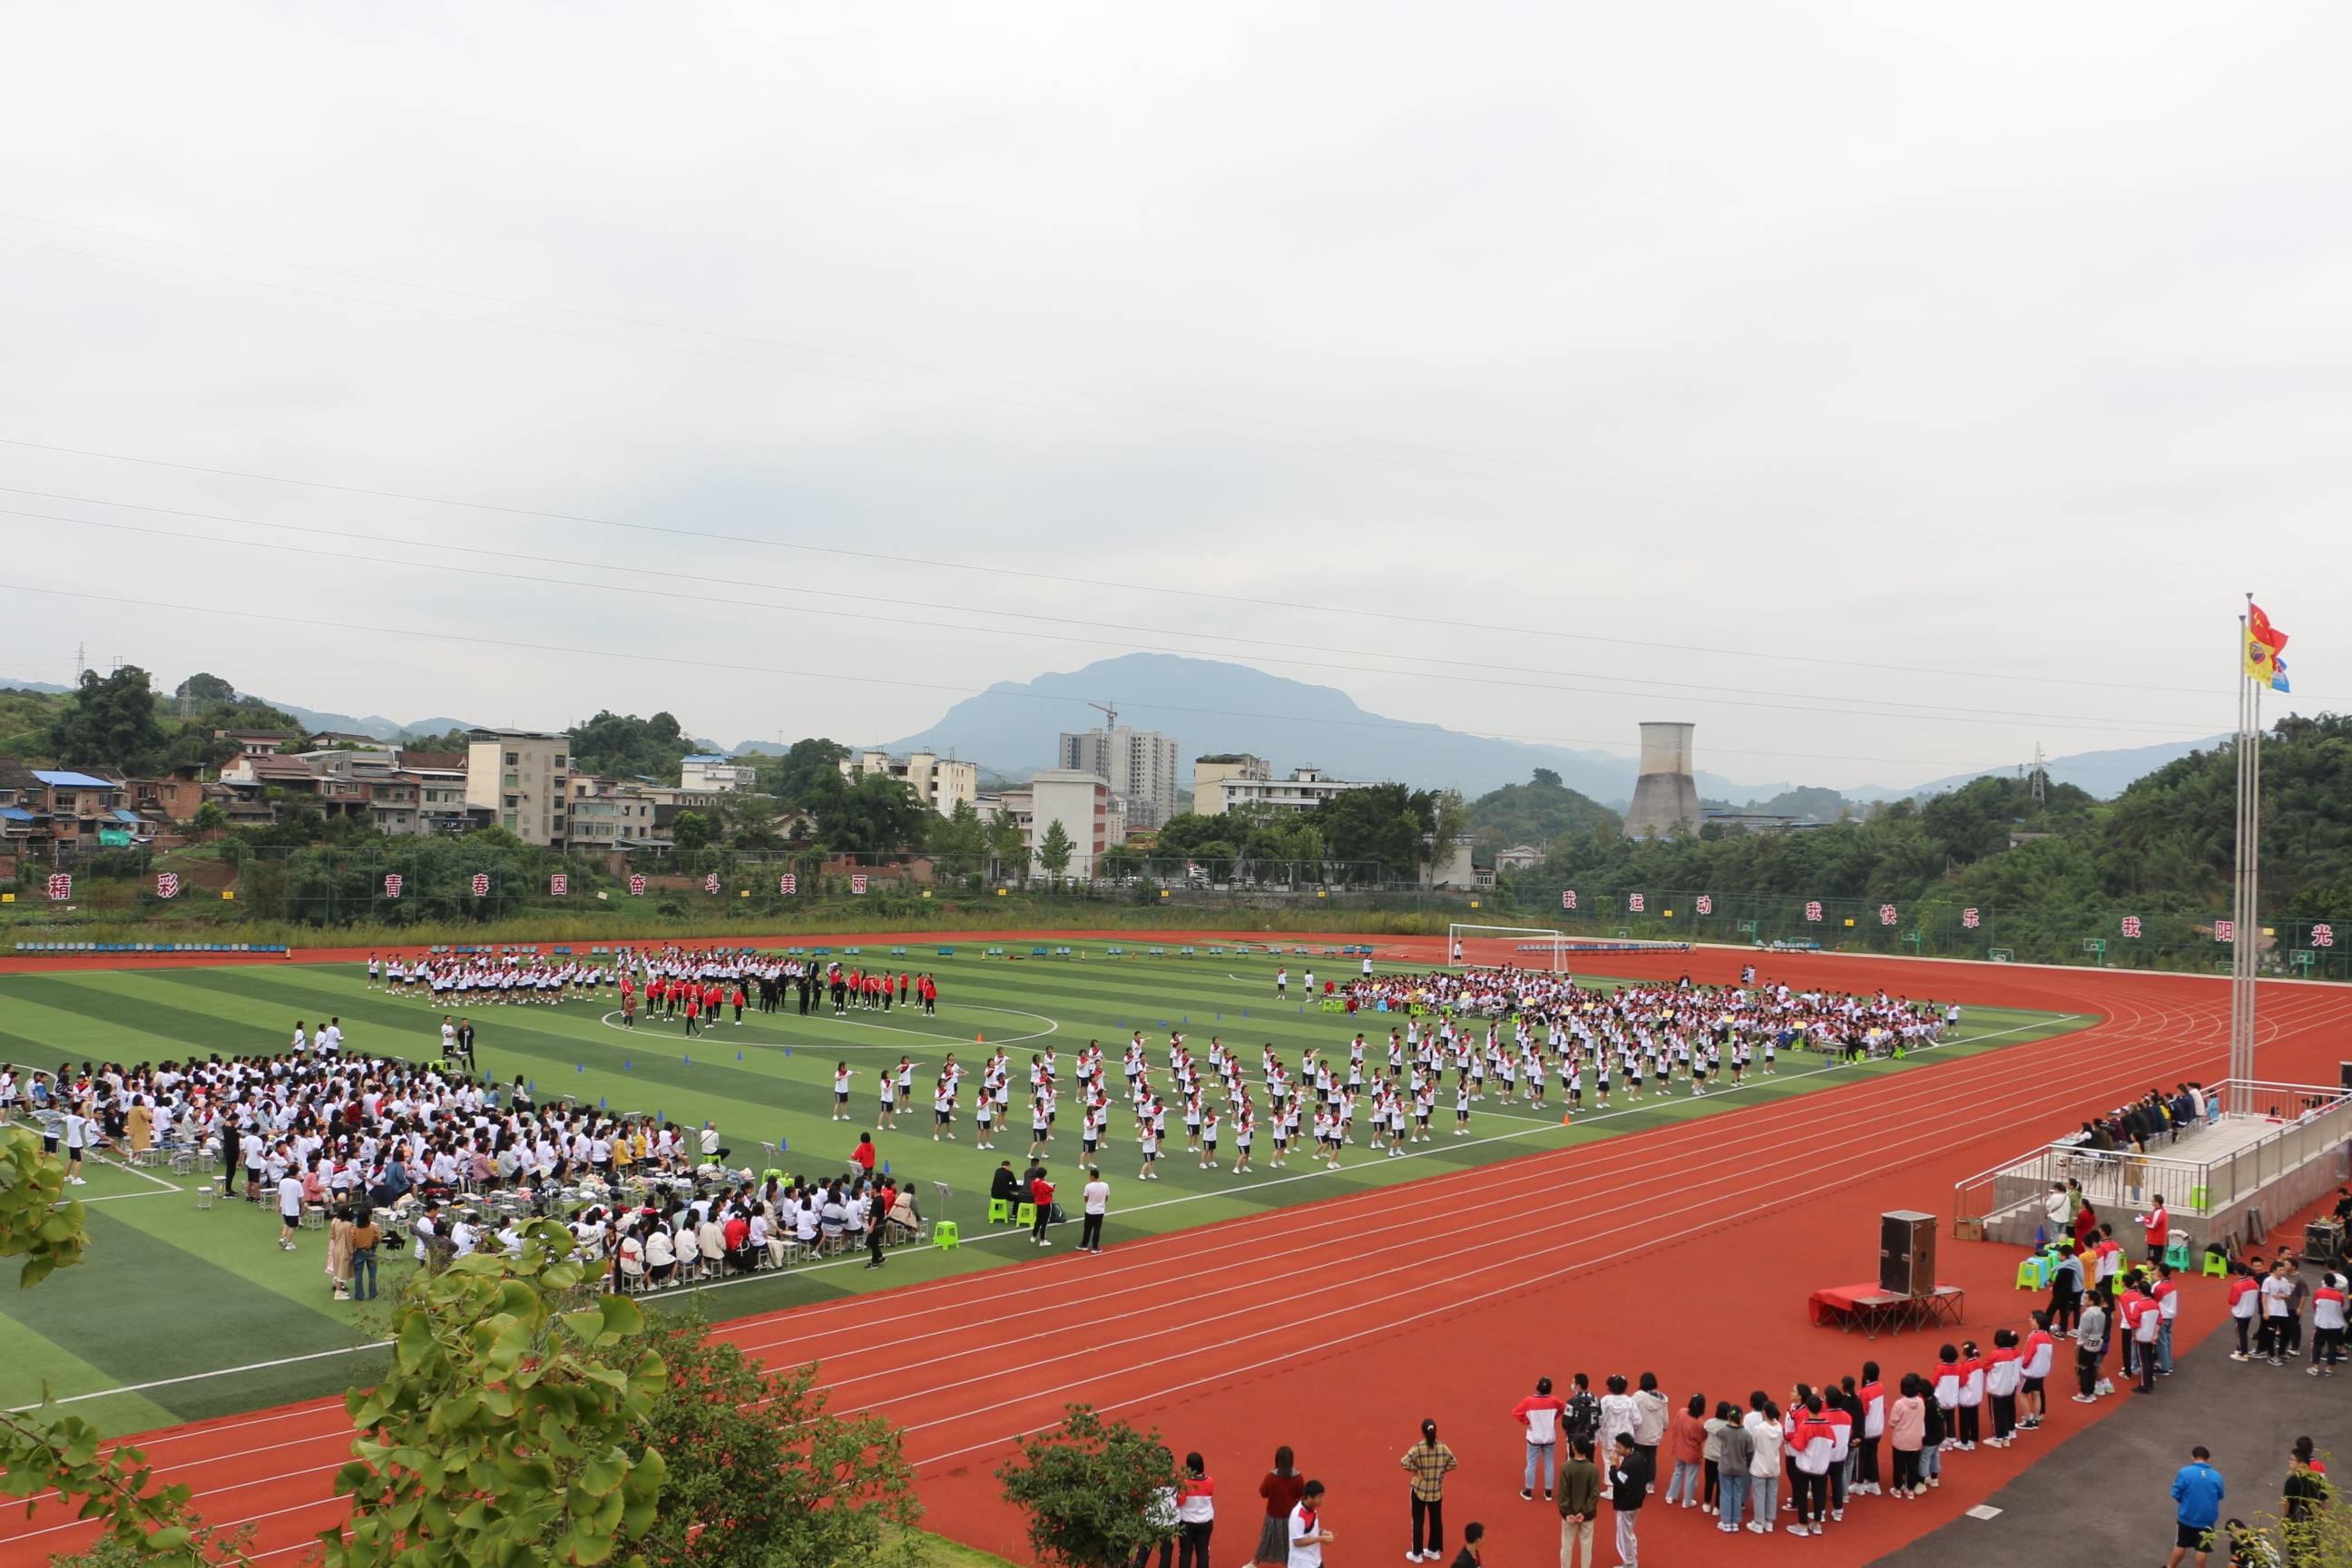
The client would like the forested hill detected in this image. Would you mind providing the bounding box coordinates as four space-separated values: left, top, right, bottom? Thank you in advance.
1466 769 1621 847
1514 713 2352 926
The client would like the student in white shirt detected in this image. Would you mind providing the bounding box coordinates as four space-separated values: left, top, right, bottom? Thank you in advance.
1079 1168 1110 1253
1287 1479 1331 1568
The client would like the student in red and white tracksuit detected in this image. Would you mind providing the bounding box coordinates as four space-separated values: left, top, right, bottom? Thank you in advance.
1930 1352 1962 1452
2130 1285 2161 1392
1855 1366 1886 1494
1984 1332 2022 1446
1955 1346 1984 1449
2312 1272 2347 1375
2152 1265 2181 1376
2019 1316 2058 1429
2229 1266 2262 1360
1819 1395 1853 1518
1788 1397 1836 1534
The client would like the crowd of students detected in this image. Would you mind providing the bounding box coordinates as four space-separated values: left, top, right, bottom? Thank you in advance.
370 944 942 1031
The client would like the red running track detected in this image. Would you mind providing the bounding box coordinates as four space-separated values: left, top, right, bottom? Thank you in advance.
9 943 2350 1568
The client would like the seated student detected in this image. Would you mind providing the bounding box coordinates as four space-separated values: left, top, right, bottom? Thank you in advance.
887 1184 922 1243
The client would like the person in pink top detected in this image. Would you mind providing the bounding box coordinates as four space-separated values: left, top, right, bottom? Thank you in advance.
1661 1394 1708 1508
1886 1374 1927 1499
1511 1376 1569 1501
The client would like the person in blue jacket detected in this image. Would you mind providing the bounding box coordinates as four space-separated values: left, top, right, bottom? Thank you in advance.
2165 1446 2224 1568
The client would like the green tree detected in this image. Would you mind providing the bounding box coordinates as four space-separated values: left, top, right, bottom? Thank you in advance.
761 738 854 805
996 1405 1181 1568
985 811 1029 883
635 1317 919 1568
671 811 716 856
320 1220 668 1568
1037 819 1074 886
172 672 238 708
45 666 170 772
0 1125 235 1565
191 801 228 838
568 711 694 784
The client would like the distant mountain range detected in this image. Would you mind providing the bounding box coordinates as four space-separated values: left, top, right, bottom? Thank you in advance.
7 659 2225 805
858 652 1772 804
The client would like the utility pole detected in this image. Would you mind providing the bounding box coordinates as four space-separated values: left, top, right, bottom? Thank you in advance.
2030 742 2046 806
74 641 86 682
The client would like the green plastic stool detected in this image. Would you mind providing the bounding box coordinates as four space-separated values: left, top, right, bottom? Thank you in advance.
988 1198 1012 1223
2164 1241 2190 1269
2189 1185 2209 1210
2015 1256 2049 1289
932 1220 959 1250
2200 1250 2228 1279
1016 1202 1038 1228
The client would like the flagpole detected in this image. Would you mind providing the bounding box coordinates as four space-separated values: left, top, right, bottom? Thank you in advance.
2230 607 2249 1091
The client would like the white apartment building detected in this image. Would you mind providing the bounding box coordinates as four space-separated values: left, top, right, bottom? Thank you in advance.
466 730 572 848
1191 754 1269 814
1058 726 1180 829
995 769 1111 878
568 776 662 848
839 750 979 817
1200 766 1374 817
680 754 759 793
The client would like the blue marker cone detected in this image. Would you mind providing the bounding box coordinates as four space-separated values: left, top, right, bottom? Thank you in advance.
599 1096 607 1109
624 1059 632 1071
528 1080 535 1095
736 1052 743 1062
1216 1012 1221 1022
883 1160 891 1176
684 1054 691 1065
779 1137 789 1152
576 1063 584 1073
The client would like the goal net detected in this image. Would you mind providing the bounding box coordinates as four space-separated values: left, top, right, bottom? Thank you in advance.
1446 924 1570 974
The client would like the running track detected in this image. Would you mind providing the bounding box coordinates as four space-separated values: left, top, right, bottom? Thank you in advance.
7 939 2348 1568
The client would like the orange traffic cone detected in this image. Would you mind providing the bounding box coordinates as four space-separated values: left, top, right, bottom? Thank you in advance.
976 1032 985 1044
1560 1112 1573 1126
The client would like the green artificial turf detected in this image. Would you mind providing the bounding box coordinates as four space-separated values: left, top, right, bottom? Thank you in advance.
0 946 2089 1436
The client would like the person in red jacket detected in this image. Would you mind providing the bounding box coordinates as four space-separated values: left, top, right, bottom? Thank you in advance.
1786 1393 1835 1535
1510 1377 1569 1501
2139 1195 2171 1265
2020 1313 2059 1428
1029 1165 1055 1247
1984 1330 2023 1446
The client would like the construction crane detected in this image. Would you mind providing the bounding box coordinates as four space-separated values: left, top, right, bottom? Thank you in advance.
1088 701 1118 730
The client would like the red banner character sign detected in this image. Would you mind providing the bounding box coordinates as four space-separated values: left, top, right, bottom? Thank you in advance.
627 875 646 897
2214 920 2235 944
779 873 797 896
2121 916 2142 938
1962 907 1980 929
469 873 489 897
1695 895 1712 916
1561 889 1576 909
850 873 867 895
550 874 568 897
1805 901 1822 922
155 872 180 899
383 874 402 900
2311 923 2334 948
703 873 720 895
1878 904 1897 926
1627 892 1644 913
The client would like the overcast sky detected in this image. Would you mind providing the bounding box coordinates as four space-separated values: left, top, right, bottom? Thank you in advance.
3 4 2347 790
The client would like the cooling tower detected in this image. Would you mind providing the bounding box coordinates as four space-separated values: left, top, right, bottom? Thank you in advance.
1624 721 1700 839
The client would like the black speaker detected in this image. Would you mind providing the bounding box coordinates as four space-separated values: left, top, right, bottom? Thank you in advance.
2339 1061 2352 1092
1879 1210 1937 1298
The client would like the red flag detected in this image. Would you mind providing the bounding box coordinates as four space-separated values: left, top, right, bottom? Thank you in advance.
2249 602 2288 655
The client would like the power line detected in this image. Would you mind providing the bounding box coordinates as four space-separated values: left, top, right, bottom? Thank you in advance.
0 437 2236 700
2 228 2337 596
1 493 2228 735
0 580 2208 771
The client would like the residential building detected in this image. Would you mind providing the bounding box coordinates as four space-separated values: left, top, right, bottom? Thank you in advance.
305 731 396 754
397 751 478 834
1200 766 1375 817
568 776 662 850
1419 834 1480 891
839 750 980 817
1191 754 1269 814
1058 727 1180 829
118 769 207 825
680 754 759 793
212 728 296 759
1003 768 1112 879
8 769 137 860
465 730 572 848
1494 842 1548 872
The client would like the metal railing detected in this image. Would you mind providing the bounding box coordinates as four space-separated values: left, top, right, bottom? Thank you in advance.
1955 1078 2352 1225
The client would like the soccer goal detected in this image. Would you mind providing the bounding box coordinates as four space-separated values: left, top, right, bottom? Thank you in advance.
1446 924 1571 973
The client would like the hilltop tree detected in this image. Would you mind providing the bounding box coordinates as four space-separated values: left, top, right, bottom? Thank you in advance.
45 665 170 771
172 671 238 707
760 738 854 806
569 710 694 782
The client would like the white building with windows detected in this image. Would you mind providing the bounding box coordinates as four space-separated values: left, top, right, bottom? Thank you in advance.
680 755 759 793
1200 766 1373 817
838 750 978 816
1058 726 1180 829
464 730 572 847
